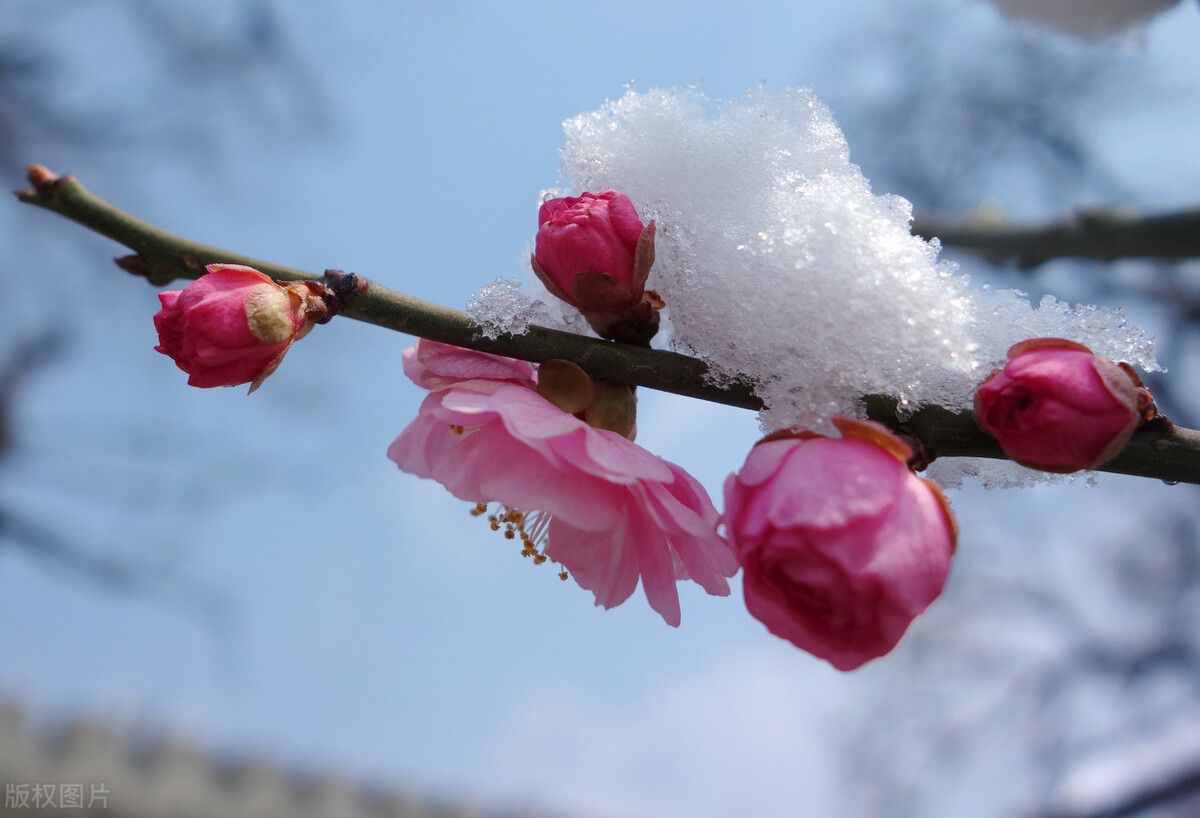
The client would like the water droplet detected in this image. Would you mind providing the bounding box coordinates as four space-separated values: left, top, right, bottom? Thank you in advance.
1162 479 1180 486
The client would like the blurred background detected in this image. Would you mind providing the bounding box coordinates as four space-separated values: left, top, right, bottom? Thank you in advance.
2 1 1199 816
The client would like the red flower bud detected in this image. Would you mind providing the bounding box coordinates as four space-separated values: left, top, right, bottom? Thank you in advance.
974 338 1151 473
532 191 660 344
153 264 315 391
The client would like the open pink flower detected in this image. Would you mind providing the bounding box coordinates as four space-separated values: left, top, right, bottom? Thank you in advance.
388 340 737 626
723 419 956 671
974 338 1150 473
154 263 315 390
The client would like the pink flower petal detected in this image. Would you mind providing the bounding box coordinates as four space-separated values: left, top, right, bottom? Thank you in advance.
628 505 683 627
403 341 536 390
546 517 640 611
761 439 902 530
548 425 676 484
736 439 801 487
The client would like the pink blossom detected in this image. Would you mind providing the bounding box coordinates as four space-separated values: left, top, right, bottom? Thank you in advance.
723 419 956 671
974 338 1148 473
388 340 737 626
533 191 660 344
153 264 313 390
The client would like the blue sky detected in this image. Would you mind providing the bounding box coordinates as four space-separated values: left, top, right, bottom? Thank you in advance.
4 2 1200 817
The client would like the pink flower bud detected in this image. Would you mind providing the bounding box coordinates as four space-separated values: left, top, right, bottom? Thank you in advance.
974 338 1149 473
723 418 956 671
533 191 660 344
153 264 314 390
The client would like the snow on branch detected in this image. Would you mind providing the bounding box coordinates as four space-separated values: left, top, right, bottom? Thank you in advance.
14 164 1200 484
474 87 1170 487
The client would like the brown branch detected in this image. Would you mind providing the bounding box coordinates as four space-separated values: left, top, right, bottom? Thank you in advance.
15 164 1200 484
913 207 1200 269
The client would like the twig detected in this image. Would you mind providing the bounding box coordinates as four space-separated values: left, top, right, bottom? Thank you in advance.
0 327 68 459
0 507 232 636
15 165 1200 484
913 207 1200 269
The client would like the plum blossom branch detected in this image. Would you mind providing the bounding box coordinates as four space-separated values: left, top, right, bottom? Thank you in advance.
14 164 1200 484
912 206 1200 269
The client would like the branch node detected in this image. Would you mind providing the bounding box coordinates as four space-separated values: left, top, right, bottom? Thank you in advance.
114 254 148 277
322 268 370 302
114 254 184 287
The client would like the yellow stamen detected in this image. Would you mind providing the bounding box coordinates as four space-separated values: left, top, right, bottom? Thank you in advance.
471 504 564 580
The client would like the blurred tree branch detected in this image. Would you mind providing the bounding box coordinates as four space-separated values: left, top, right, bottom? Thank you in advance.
832 9 1200 818
0 508 231 633
913 207 1200 269
15 165 1200 485
0 329 66 457
1046 767 1200 817
0 0 328 628
0 0 329 167
0 327 231 632
1040 744 1200 818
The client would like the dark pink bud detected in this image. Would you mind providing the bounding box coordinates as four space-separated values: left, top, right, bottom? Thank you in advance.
723 418 956 672
974 338 1149 473
532 191 660 344
153 264 314 391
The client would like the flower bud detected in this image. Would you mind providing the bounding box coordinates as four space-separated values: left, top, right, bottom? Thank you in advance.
723 418 956 671
582 381 638 440
535 360 638 440
153 263 316 390
974 338 1151 473
532 190 661 345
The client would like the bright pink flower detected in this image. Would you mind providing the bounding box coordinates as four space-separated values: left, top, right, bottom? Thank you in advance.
723 419 956 671
388 340 737 626
154 264 315 390
533 191 660 344
974 338 1149 473
535 191 645 302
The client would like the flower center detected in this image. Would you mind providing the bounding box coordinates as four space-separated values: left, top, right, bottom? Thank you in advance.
468 503 569 581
